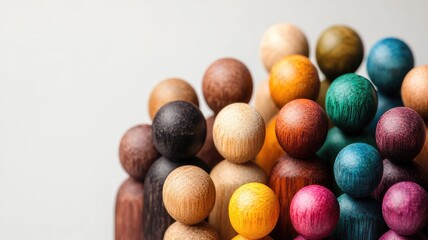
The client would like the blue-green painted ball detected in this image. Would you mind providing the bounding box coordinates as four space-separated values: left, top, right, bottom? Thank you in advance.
334 143 383 198
365 91 403 135
326 73 378 133
367 37 414 96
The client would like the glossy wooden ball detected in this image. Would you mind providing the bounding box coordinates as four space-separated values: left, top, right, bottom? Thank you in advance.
229 183 279 239
164 221 220 240
365 91 403 134
213 103 265 164
376 107 426 163
290 185 339 239
196 115 223 170
334 143 383 198
383 181 428 236
367 37 414 96
269 55 320 108
380 230 428 240
316 25 364 80
260 23 309 72
148 78 199 120
255 115 285 176
372 159 427 201
333 194 386 240
202 58 253 114
401 65 428 122
276 99 328 158
254 78 279 124
152 101 206 160
119 124 160 181
326 73 378 133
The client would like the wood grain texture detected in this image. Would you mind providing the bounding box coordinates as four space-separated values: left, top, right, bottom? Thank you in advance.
380 230 428 240
229 183 279 239
275 99 328 159
254 78 279 124
152 101 206 160
143 156 208 240
269 54 320 108
376 107 426 163
316 25 364 80
415 126 428 173
115 178 145 240
259 23 309 72
232 235 273 240
334 143 383 198
213 103 265 164
255 115 285 176
325 73 377 133
382 182 428 236
196 115 223 170
163 166 216 225
163 221 220 240
202 58 253 114
119 124 160 181
372 159 428 201
148 78 199 120
333 194 386 240
290 185 339 239
209 160 267 240
269 153 331 240
366 91 404 134
401 65 428 122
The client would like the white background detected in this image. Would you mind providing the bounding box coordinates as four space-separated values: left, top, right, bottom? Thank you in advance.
1 0 427 239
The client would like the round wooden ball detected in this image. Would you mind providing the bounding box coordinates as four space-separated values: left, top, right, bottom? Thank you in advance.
376 107 426 163
260 23 309 72
380 230 428 240
401 65 428 122
326 73 378 133
275 99 328 158
255 115 285 176
316 25 364 80
196 115 224 170
372 159 428 201
367 37 414 96
152 100 206 160
254 78 279 124
365 91 404 134
213 103 265 164
164 221 220 240
334 143 383 198
202 58 253 114
119 124 160 181
163 165 216 225
383 181 428 236
148 78 199 120
290 185 339 239
269 55 320 108
229 182 279 239
232 235 273 240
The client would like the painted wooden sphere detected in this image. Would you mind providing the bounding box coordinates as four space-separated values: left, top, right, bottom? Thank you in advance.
365 91 403 134
202 58 253 114
316 25 364 80
275 99 328 158
229 182 279 239
376 107 426 163
260 23 309 72
148 78 199 120
326 73 377 133
269 55 320 108
334 143 383 198
164 221 220 240
152 101 206 160
119 124 160 181
290 185 339 239
163 166 215 225
382 181 428 236
379 230 428 240
213 103 265 164
367 37 414 96
401 65 428 122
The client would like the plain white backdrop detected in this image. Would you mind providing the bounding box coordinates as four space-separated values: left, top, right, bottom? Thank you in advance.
0 0 427 239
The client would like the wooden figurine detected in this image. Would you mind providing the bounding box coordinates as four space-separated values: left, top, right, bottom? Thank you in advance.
259 23 309 72
401 65 428 122
196 115 223 170
316 25 364 80
202 58 252 114
269 55 320 108
229 183 279 239
148 78 199 120
254 78 279 124
164 221 220 240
